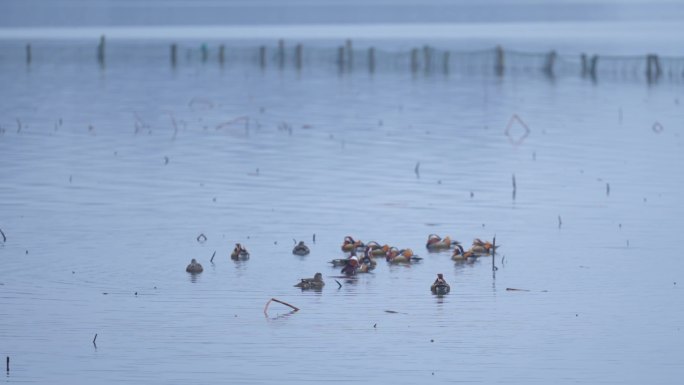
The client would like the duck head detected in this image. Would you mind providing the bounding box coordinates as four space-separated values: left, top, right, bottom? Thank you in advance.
426 234 442 246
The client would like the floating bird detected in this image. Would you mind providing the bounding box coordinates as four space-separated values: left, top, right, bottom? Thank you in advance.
431 273 450 295
292 241 310 256
426 234 459 251
231 243 250 260
471 238 499 255
365 241 390 257
185 258 203 273
386 247 419 264
451 244 476 262
294 272 325 289
341 236 365 252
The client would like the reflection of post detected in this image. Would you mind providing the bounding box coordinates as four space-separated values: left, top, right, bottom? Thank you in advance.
411 48 418 74
423 45 431 74
295 44 302 71
201 44 208 62
646 54 661 83
580 53 587 77
278 39 285 69
97 35 105 67
218 44 225 66
170 44 177 67
345 39 353 72
544 50 556 77
368 47 375 74
589 55 599 80
442 51 450 75
26 44 31 66
337 45 345 73
495 45 504 76
259 46 266 69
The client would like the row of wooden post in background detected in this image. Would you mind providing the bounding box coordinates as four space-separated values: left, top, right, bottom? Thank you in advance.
20 36 667 81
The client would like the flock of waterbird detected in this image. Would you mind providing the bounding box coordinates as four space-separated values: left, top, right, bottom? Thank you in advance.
185 234 498 295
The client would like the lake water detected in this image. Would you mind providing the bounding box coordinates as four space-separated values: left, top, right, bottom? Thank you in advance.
2 2 684 384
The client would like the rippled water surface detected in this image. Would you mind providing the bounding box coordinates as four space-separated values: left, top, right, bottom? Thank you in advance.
1 37 684 384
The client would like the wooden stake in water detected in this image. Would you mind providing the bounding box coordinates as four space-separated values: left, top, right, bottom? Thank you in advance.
492 236 497 272
5 356 8 372
170 44 177 67
337 46 345 73
512 174 517 200
26 43 31 65
295 44 302 71
442 51 450 75
646 54 661 83
264 298 299 316
368 47 375 74
423 45 432 74
589 55 599 79
495 45 505 76
218 44 225 66
411 48 419 74
97 35 106 67
544 50 557 77
345 39 353 72
201 44 208 62
259 45 266 69
278 39 285 69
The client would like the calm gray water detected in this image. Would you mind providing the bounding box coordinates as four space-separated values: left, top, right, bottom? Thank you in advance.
2 2 684 384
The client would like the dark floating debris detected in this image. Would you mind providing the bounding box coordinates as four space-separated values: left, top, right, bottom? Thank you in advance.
414 162 420 178
196 233 207 243
506 288 531 292
606 183 610 196
210 251 216 263
558 215 563 229
335 280 342 288
93 333 98 346
0 228 5 243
